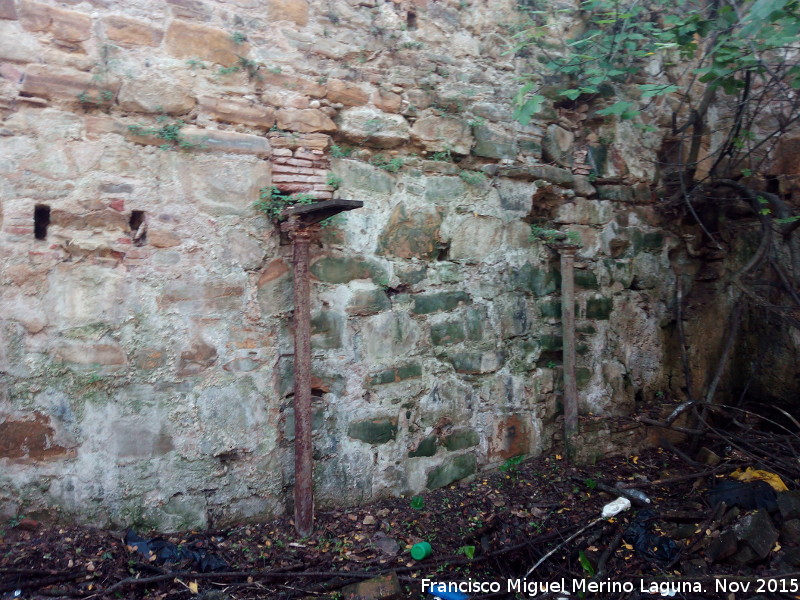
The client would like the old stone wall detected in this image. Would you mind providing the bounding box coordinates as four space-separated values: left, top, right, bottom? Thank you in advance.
0 0 679 529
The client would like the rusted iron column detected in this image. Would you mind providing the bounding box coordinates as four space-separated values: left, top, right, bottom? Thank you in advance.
277 200 363 537
557 244 579 461
283 217 314 537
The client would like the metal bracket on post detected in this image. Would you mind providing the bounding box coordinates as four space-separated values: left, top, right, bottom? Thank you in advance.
277 199 363 537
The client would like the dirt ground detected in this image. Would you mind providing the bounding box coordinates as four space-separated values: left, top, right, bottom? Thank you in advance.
2 427 799 600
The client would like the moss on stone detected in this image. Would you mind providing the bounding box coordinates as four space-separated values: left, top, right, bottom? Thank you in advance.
426 453 477 489
408 435 437 457
348 418 398 445
412 291 470 315
586 297 613 320
442 429 480 451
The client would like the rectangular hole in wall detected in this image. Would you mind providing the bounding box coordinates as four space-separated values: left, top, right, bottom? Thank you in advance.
129 210 146 246
34 204 50 240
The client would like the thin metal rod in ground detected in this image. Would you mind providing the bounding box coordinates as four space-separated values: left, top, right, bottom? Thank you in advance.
524 516 603 577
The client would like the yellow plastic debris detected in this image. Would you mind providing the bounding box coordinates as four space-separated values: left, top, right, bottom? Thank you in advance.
730 467 788 492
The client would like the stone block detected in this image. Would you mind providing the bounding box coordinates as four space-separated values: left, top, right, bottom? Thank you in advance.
198 96 275 129
442 428 479 451
542 124 574 167
348 418 398 445
336 106 410 149
341 572 401 600
555 199 614 225
596 185 634 203
0 21 41 63
336 159 395 195
267 0 309 26
347 288 390 316
310 256 386 284
412 291 470 315
397 264 427 284
134 348 166 370
167 0 212 21
499 164 574 187
377 203 443 260
172 154 269 216
368 363 422 386
147 229 181 248
0 413 69 460
586 297 613 320
513 263 560 296
576 367 592 388
165 20 245 67
449 216 504 262
177 339 217 376
448 350 504 374
430 320 466 346
179 127 271 156
159 279 244 312
0 0 17 20
102 15 163 47
732 509 779 564
326 79 369 106
260 72 325 98
311 310 343 349
574 269 598 289
372 88 402 113
118 76 195 115
56 341 127 368
19 1 91 42
276 108 336 133
473 124 517 159
778 491 800 520
21 65 119 102
408 435 437 457
425 176 466 203
426 453 476 489
539 299 562 319
538 335 562 352
410 114 472 154
489 414 529 461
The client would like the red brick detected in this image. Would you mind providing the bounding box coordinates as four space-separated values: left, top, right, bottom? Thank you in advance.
0 413 70 460
294 149 323 161
269 132 330 150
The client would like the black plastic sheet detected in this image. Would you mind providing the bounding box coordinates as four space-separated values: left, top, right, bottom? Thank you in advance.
707 480 777 511
623 509 679 564
125 530 228 573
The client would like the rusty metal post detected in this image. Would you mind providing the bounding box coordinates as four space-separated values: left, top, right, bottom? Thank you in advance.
558 244 579 461
284 217 314 537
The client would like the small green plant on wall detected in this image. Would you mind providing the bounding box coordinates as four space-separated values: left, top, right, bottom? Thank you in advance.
128 118 204 151
369 154 404 172
530 224 582 246
459 170 486 185
326 172 343 190
254 186 316 219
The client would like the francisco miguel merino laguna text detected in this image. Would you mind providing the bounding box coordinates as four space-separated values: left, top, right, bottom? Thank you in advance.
422 578 705 596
